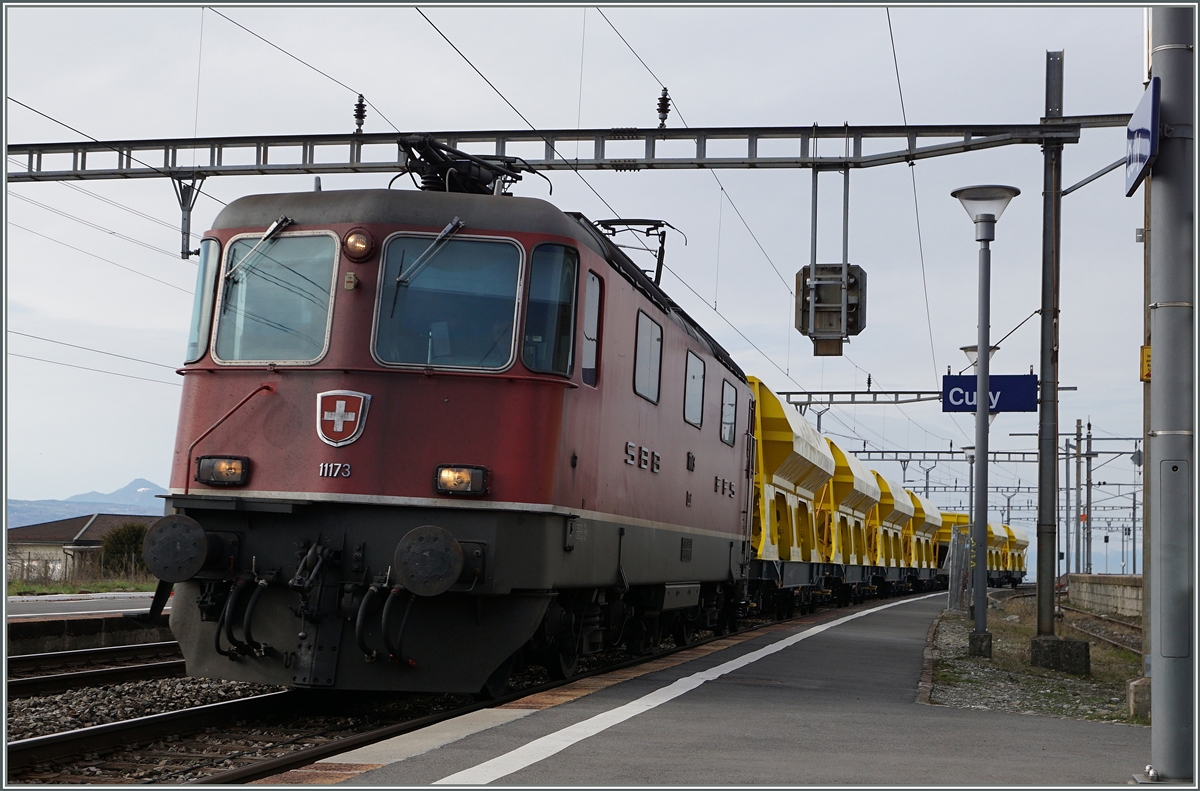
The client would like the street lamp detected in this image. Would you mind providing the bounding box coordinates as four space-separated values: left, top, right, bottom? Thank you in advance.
952 184 1020 659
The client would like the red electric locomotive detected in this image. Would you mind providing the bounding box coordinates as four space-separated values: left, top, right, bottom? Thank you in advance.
138 139 754 695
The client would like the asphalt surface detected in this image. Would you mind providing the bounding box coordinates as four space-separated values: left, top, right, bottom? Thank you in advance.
337 594 1149 786
5 591 169 620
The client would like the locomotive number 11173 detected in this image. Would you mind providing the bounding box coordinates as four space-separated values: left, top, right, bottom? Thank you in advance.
318 463 352 478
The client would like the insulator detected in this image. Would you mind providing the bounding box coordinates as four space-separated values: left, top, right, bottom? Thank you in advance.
419 171 443 191
657 88 671 129
354 94 367 132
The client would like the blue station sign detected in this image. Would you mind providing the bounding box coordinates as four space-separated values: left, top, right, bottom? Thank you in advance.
941 374 1038 413
1126 76 1160 197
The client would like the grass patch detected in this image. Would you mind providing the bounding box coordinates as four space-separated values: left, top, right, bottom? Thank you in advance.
6 578 159 596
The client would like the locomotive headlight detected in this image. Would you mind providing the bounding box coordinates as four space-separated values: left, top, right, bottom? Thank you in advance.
435 465 488 495
196 456 250 486
343 229 373 260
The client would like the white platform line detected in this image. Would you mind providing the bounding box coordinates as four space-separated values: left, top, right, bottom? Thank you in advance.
6 607 172 619
434 591 945 785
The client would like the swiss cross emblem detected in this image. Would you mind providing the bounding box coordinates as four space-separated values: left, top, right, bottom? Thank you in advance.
316 390 371 447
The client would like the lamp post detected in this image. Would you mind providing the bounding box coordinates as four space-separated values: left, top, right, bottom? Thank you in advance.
952 184 1020 658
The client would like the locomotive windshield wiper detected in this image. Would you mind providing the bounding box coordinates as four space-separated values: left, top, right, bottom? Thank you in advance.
223 215 293 284
389 216 466 317
397 217 465 286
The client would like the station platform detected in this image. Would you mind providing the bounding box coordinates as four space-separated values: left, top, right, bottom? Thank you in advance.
262 593 1150 786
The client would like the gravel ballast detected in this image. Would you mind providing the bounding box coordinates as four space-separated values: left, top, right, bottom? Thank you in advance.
928 594 1143 724
7 677 283 741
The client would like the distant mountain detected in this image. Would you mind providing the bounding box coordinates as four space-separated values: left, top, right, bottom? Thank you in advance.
66 478 167 508
6 479 167 528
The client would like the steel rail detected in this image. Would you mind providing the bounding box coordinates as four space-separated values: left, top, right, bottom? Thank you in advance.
1061 620 1144 655
1060 604 1142 631
7 659 187 698
7 641 181 674
5 691 292 771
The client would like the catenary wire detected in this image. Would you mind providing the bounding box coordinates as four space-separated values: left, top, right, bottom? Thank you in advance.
955 306 1041 374
8 353 182 387
8 222 193 295
885 8 941 390
418 8 878 448
6 96 228 207
11 192 191 261
4 160 201 240
206 8 400 133
592 9 895 448
8 331 178 370
595 8 793 296
415 9 648 242
193 7 205 144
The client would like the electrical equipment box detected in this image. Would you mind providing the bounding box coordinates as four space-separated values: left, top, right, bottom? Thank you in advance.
795 264 867 356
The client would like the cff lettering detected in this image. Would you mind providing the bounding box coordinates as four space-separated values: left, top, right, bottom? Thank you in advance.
713 476 736 498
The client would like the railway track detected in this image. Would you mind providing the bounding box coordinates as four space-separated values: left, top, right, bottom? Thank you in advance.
7 594 908 784
1058 604 1143 655
7 642 186 699
8 641 183 674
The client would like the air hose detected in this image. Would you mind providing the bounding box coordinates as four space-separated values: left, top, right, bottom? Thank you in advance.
355 584 383 662
381 587 416 666
223 577 250 653
242 579 269 655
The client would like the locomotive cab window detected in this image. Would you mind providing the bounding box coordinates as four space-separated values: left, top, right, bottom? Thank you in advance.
374 235 522 369
185 238 220 363
522 245 578 376
720 379 737 445
684 351 705 427
581 271 603 387
213 232 338 363
634 310 663 403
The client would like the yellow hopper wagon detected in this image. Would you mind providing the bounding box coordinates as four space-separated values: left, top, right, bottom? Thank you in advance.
745 377 836 615
743 378 952 613
907 489 942 586
871 472 925 596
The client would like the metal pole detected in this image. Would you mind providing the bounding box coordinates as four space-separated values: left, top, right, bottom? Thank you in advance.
1075 419 1083 573
1142 169 1153 683
1036 49 1064 637
1148 6 1193 779
1131 488 1137 575
1086 421 1093 573
1064 439 1072 582
973 234 991 639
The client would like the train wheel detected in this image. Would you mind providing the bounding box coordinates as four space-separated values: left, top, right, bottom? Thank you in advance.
672 616 695 647
548 640 579 680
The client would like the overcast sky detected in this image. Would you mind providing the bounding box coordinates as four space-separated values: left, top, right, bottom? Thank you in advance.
5 5 1149 573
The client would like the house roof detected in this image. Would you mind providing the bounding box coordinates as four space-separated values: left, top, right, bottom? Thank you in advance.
6 514 160 546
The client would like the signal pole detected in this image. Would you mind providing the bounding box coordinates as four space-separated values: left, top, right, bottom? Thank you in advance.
1063 439 1071 581
1085 421 1094 573
1075 420 1083 572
